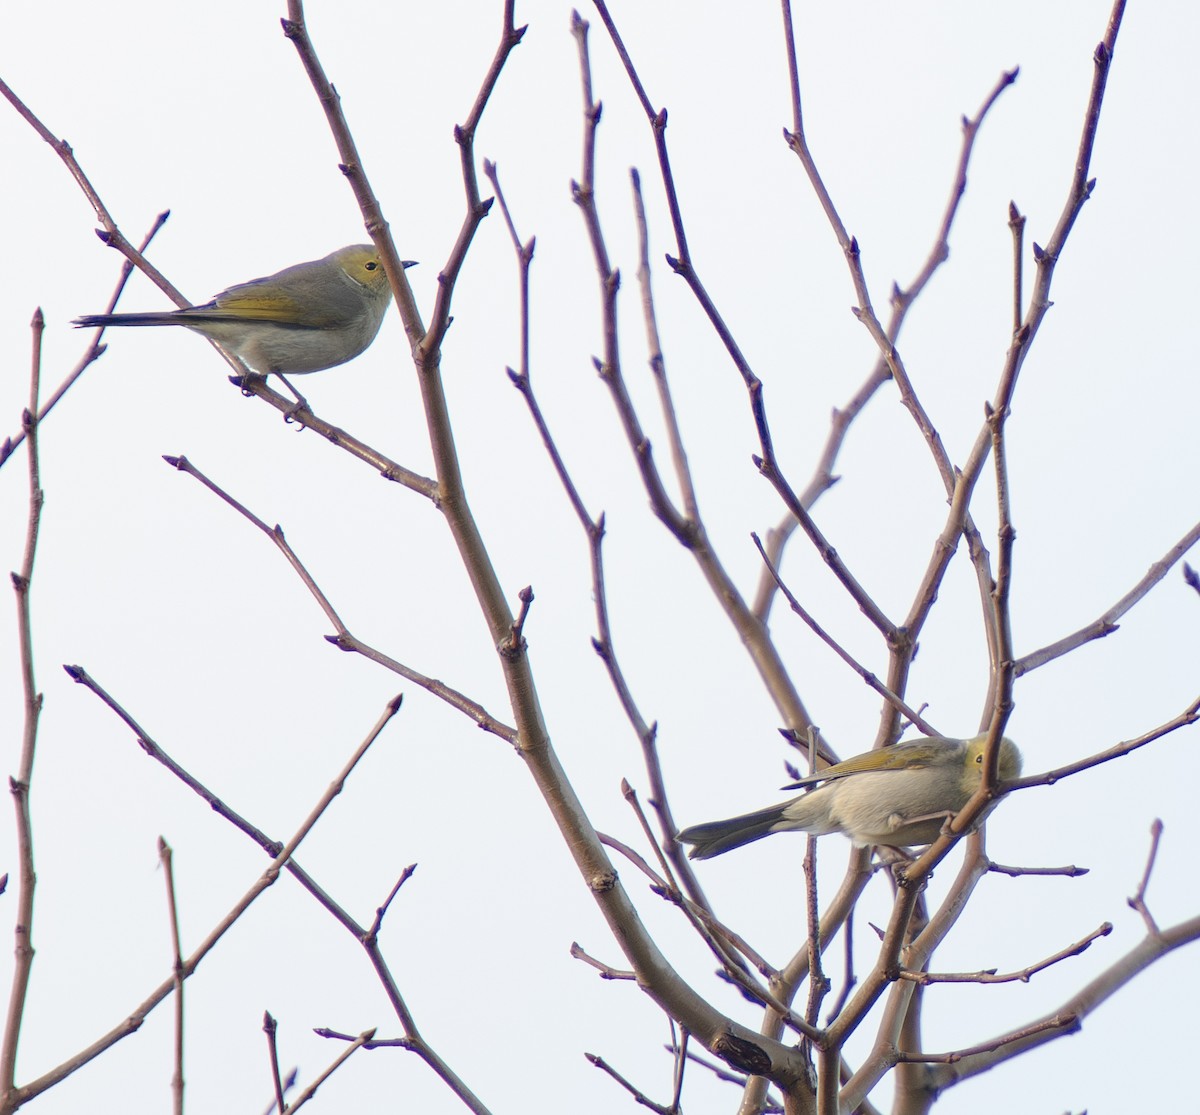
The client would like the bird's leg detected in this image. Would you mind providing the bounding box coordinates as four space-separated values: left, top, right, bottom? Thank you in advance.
274 373 311 423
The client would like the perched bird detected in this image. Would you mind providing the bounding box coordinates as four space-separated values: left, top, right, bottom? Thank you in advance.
677 735 1022 859
74 245 413 403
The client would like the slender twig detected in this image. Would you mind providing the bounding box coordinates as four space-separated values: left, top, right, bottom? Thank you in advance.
1014 517 1200 675
802 835 828 1034
0 78 185 305
158 838 185 1115
918 914 1200 1099
263 1012 286 1115
667 1028 687 1115
219 377 441 497
586 1051 676 1115
824 909 856 1025
1127 820 1164 937
1 310 47 1107
500 586 534 658
326 634 517 744
570 943 636 982
899 922 1111 984
0 212 170 470
896 1014 1076 1064
751 533 939 738
630 168 698 520
1008 202 1026 334
284 1029 375 1114
1005 698 1200 792
982 399 1016 770
426 3 524 352
160 455 513 742
364 866 417 944
988 861 1088 878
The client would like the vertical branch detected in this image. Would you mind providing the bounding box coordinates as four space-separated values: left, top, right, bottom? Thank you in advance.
1 310 47 1106
1008 203 1026 334
263 1012 286 1115
630 169 699 521
983 401 1017 763
158 838 185 1115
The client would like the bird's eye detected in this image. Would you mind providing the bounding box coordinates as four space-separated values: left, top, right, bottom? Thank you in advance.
975 753 982 764
365 261 378 271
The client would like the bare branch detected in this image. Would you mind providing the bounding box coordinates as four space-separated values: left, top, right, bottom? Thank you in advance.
158 838 185 1115
586 1050 676 1114
263 1012 286 1115
1015 518 1200 675
0 211 169 470
571 943 636 982
1127 820 1164 937
751 533 940 738
285 1029 375 1114
159 455 512 741
899 922 1111 985
0 311 47 1106
1007 700 1200 791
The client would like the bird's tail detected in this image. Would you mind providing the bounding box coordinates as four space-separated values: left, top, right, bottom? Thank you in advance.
73 312 182 329
676 803 791 860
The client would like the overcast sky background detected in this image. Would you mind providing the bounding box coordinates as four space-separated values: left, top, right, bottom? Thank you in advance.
0 2 1197 1113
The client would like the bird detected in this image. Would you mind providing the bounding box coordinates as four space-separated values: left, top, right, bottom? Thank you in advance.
74 244 414 407
676 735 1022 859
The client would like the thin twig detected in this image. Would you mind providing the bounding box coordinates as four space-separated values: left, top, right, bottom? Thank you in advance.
284 1029 375 1114
899 922 1111 984
1127 820 1164 937
988 861 1088 878
158 838 185 1115
982 398 1016 766
631 167 699 520
751 533 940 738
0 310 47 1104
263 1012 286 1115
1006 699 1200 792
160 455 513 742
364 865 418 944
895 1014 1077 1064
570 942 636 982
1008 202 1026 334
0 212 170 470
0 77 185 305
1014 517 1200 675
586 1051 676 1114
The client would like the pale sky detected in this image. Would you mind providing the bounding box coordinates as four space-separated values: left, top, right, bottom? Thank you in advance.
0 3 1197 1113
